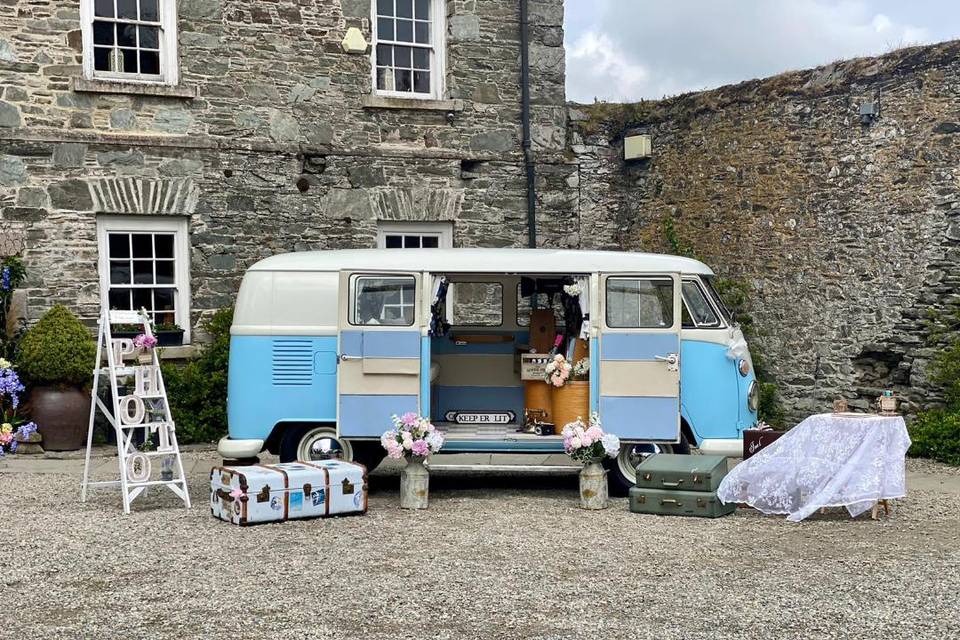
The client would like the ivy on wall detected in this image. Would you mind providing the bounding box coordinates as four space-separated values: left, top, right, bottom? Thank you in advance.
661 216 785 427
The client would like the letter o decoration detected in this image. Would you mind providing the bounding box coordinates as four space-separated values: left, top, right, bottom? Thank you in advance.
119 395 146 425
125 452 151 483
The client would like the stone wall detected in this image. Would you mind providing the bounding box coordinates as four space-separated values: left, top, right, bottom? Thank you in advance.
569 41 960 420
0 0 572 332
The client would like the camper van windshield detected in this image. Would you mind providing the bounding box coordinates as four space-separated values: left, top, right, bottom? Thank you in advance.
702 276 733 323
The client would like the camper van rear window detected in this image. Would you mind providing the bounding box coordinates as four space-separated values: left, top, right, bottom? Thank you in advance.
605 277 674 328
352 276 416 326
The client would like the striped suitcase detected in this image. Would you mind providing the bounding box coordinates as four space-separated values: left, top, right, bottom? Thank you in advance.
210 460 368 526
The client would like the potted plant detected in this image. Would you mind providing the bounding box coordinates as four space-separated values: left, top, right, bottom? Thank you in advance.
17 305 97 451
562 414 620 510
110 323 141 340
381 412 445 509
154 322 185 347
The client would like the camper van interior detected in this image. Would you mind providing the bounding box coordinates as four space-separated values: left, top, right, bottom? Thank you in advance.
428 273 590 441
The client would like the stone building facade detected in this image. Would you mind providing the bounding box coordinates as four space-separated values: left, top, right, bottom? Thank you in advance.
0 0 571 343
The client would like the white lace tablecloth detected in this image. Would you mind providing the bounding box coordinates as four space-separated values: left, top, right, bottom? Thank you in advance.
717 413 911 522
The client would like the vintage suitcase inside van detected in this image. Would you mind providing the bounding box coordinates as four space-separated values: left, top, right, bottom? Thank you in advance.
220 249 758 493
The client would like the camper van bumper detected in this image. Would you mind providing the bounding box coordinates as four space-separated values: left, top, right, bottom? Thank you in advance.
697 438 742 457
217 436 265 460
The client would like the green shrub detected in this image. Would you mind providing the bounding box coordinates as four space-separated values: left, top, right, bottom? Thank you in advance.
909 326 960 465
162 308 232 444
908 409 960 465
929 339 960 410
18 305 97 387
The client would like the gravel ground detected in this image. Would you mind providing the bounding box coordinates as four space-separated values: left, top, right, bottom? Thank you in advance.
2 453 959 640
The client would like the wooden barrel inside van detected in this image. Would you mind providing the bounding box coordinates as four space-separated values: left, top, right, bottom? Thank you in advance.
552 381 590 432
524 380 553 424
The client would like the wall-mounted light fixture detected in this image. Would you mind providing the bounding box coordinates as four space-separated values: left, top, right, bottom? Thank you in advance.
624 133 652 161
341 27 368 54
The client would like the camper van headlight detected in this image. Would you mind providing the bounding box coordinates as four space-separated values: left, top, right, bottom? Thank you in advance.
747 381 759 412
738 359 750 377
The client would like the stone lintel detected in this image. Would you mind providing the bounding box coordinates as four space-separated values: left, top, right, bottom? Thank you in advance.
71 77 199 99
361 95 465 112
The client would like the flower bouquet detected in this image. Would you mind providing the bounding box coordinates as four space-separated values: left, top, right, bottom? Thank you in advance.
382 412 444 510
544 354 573 388
381 412 444 460
563 283 582 297
562 413 620 464
133 333 158 350
572 357 589 381
133 333 158 363
0 358 39 456
562 414 619 510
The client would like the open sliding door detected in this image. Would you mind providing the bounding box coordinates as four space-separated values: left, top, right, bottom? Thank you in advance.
598 273 682 442
338 271 423 438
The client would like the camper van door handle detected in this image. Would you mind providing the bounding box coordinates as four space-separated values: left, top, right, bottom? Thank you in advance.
339 354 360 362
655 353 679 371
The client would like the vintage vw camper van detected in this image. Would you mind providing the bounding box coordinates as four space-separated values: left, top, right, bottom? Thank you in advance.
221 249 758 492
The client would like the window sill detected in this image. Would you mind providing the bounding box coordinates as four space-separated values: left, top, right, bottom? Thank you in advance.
157 344 200 360
362 95 464 112
72 77 198 99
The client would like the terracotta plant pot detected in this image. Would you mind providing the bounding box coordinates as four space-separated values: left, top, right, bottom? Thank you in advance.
31 386 91 451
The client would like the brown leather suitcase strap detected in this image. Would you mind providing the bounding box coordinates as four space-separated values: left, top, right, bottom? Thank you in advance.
258 464 290 520
212 466 250 524
298 461 332 515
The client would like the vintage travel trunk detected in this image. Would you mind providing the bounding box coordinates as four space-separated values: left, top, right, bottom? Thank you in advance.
210 460 368 526
633 454 729 493
628 486 736 518
742 429 786 459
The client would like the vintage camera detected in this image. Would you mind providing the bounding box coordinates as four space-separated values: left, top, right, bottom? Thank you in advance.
534 423 555 436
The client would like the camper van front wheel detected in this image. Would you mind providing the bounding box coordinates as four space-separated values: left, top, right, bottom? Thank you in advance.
279 425 354 464
605 435 691 496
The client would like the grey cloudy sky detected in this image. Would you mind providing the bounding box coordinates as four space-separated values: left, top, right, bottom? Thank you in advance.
564 0 960 103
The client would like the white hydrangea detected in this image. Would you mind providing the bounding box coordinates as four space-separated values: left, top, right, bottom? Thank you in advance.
601 433 621 458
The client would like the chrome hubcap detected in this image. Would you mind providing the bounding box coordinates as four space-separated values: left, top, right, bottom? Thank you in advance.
297 428 353 462
616 443 672 485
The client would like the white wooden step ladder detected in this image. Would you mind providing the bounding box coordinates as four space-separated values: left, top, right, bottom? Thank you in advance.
80 308 191 513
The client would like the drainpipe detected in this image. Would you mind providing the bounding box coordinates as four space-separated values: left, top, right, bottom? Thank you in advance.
520 0 536 248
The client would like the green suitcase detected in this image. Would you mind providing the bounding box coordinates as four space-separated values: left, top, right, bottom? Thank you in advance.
628 486 736 518
633 454 729 493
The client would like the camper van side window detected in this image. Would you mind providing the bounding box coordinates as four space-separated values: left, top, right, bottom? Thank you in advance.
606 278 674 328
352 276 416 326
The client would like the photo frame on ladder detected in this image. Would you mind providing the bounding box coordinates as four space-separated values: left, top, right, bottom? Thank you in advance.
80 307 191 513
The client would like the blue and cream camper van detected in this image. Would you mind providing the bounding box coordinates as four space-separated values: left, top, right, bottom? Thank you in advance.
221 249 758 492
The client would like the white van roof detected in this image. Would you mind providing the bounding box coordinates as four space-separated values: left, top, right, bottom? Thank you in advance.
249 248 715 275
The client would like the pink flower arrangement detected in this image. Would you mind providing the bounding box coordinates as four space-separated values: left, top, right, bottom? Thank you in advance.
133 333 158 350
562 414 621 464
381 412 445 460
544 354 573 387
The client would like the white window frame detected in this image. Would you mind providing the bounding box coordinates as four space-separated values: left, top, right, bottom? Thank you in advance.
377 221 453 249
80 0 180 85
370 0 446 100
96 215 192 343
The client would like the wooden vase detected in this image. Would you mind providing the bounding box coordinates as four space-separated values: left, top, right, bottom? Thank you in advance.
552 381 590 432
400 456 429 509
579 461 609 510
523 380 553 423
